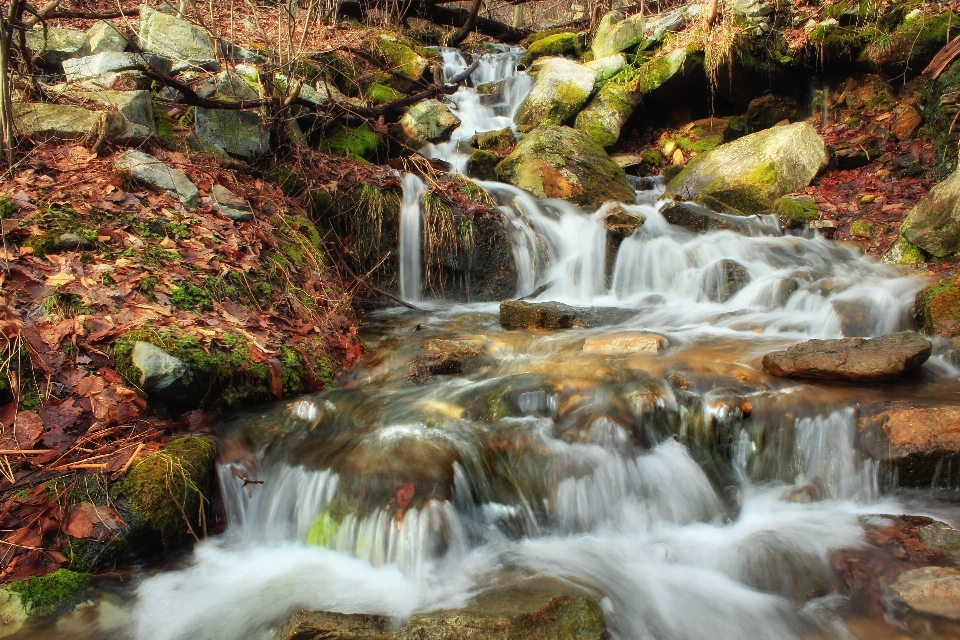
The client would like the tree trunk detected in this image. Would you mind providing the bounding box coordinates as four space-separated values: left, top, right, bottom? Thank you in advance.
445 0 482 47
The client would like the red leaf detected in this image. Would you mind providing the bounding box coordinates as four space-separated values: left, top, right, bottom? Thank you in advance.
13 411 43 448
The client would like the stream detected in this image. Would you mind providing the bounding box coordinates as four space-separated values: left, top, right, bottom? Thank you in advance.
19 46 960 640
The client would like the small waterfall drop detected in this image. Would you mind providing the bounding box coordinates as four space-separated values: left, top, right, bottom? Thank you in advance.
399 173 426 302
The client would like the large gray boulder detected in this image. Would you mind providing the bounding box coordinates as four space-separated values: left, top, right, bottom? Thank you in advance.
197 68 260 102
901 168 960 258
25 26 86 65
665 122 828 214
62 52 145 80
761 332 932 381
584 53 626 83
85 20 127 55
131 341 187 396
394 99 460 148
194 108 270 159
495 126 635 208
13 103 101 142
114 150 200 207
138 5 218 71
55 88 153 130
514 58 596 133
591 10 645 59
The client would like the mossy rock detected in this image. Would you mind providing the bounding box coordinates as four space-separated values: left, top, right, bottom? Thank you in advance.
901 168 960 257
393 99 460 149
882 235 926 265
6 570 90 617
849 219 882 239
519 32 582 67
321 122 379 161
366 32 430 89
744 94 799 133
916 275 960 337
574 65 643 147
774 195 818 228
365 82 403 104
495 126 635 208
514 58 597 133
466 149 498 180
469 128 516 154
591 10 645 59
119 435 217 543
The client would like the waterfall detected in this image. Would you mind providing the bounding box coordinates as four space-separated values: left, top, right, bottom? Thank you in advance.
399 173 425 302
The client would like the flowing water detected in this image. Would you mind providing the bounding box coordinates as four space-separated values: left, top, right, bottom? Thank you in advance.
20 47 960 640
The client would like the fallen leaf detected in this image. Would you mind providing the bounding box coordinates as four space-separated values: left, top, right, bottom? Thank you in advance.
45 273 76 289
13 411 43 448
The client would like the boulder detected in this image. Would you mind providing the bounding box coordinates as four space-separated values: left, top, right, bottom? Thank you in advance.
859 404 960 486
367 33 429 88
514 58 596 133
773 195 818 228
744 94 799 133
591 10 645 59
495 126 635 208
131 341 187 395
665 122 829 215
582 332 667 353
197 69 260 102
25 26 86 65
466 149 498 180
901 169 960 257
138 6 218 71
85 20 127 55
195 108 271 159
13 103 101 142
519 32 582 67
500 300 634 329
62 52 145 80
600 202 644 237
761 332 932 381
114 150 200 207
882 235 926 265
575 65 644 147
659 201 756 234
888 567 960 620
469 128 515 154
585 54 626 83
59 88 153 130
271 611 391 640
394 99 460 148
916 276 960 337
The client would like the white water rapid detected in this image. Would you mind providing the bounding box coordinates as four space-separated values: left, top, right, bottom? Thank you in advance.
115 47 958 640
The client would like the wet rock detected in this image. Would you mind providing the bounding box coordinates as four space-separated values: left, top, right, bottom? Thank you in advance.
665 122 829 215
830 299 875 337
744 94 798 133
469 128 515 154
495 126 635 208
809 219 838 237
773 195 818 229
709 259 751 303
394 99 460 149
424 339 484 359
591 10 645 59
913 517 960 561
394 587 607 640
85 20 127 55
466 149 498 180
859 404 960 487
902 168 960 257
114 150 200 207
271 610 392 640
659 201 755 234
582 332 667 354
761 332 932 381
195 108 270 159
500 300 633 329
25 25 86 65
514 58 596 133
519 32 582 67
132 341 187 396
916 275 960 337
888 567 960 620
138 5 219 71
600 202 644 237
408 353 461 383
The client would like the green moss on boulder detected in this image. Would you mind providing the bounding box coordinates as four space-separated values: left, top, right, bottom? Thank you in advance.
519 32 582 67
883 235 926 265
466 149 498 180
322 122 378 161
7 570 90 616
917 275 960 337
514 58 597 133
902 168 960 257
774 195 819 228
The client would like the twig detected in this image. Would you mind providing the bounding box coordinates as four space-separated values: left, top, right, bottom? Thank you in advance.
120 442 145 474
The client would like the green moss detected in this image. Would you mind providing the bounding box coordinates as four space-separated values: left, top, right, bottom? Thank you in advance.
264 164 305 195
849 219 878 238
154 108 175 141
638 49 685 94
884 235 926 265
519 32 582 66
925 59 960 178
119 436 217 542
305 510 340 546
523 28 571 46
916 275 960 336
774 196 819 227
365 82 403 104
321 122 378 161
368 34 429 82
8 570 90 616
169 279 211 311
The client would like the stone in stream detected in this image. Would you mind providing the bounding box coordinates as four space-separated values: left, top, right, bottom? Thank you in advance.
513 58 596 133
114 150 200 207
901 168 960 258
408 353 462 383
495 126 635 209
761 332 932 381
500 300 634 329
659 201 757 234
469 128 516 154
888 567 960 620
664 122 829 215
466 149 498 181
582 333 667 354
858 403 960 486
393 99 461 149
271 587 606 640
600 201 644 238
591 10 645 59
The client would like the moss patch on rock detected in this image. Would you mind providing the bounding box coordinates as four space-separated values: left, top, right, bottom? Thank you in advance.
519 32 582 67
7 570 90 616
774 195 819 228
321 122 378 161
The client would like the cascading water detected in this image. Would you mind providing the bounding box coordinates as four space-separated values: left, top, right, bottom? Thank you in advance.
111 46 960 640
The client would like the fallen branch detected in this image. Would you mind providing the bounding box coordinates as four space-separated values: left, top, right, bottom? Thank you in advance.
925 36 960 78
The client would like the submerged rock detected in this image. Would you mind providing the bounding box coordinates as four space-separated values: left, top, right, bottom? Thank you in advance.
394 99 460 149
901 168 960 258
500 300 633 329
495 126 635 208
888 567 960 620
600 202 644 237
665 122 828 215
271 610 392 639
408 353 461 383
761 332 932 381
591 10 645 59
514 58 596 133
582 333 667 354
916 276 960 337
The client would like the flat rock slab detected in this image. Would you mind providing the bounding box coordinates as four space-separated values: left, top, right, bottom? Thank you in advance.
500 300 635 329
582 333 667 354
888 566 960 620
761 332 931 381
114 150 200 207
